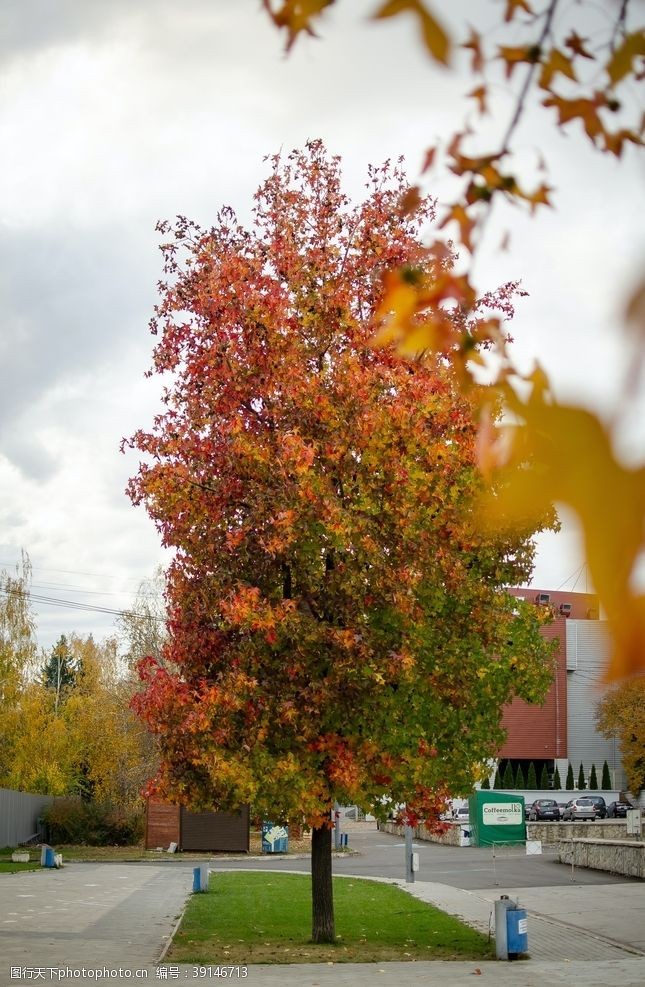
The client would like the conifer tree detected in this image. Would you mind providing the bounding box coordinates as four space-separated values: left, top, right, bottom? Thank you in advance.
540 763 549 789
588 764 598 790
565 764 574 790
40 635 76 713
502 762 514 789
493 766 502 789
515 763 525 789
481 776 490 789
553 765 562 789
577 763 586 790
601 761 612 790
526 762 537 789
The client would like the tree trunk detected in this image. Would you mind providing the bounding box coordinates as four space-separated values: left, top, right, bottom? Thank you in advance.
311 823 335 943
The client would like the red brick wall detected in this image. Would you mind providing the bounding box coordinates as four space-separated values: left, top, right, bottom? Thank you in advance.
507 587 599 620
499 619 568 759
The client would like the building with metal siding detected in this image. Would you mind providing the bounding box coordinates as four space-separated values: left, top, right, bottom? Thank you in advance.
494 588 626 790
565 619 626 790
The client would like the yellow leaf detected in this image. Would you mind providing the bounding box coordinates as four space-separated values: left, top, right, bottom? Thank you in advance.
498 45 536 79
372 0 451 66
538 48 577 90
604 128 643 158
478 396 645 681
606 30 645 86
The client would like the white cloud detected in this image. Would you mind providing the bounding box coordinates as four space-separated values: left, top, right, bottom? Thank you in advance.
1 0 642 648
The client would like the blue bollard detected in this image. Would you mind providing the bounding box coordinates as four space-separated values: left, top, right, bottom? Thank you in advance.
192 866 202 893
192 864 209 893
41 846 56 868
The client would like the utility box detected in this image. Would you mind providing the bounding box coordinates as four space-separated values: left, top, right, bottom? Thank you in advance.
506 904 528 956
468 790 526 846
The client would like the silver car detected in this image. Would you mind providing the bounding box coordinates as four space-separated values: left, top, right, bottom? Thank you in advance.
562 797 597 821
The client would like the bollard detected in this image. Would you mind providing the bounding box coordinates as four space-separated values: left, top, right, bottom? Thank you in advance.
41 846 56 868
192 864 209 893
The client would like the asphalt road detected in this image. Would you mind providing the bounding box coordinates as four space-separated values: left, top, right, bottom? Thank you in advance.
206 824 639 889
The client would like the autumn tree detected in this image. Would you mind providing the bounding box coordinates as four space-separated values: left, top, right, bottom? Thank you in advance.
597 679 645 794
3 630 153 807
64 634 155 807
125 141 555 943
263 1 645 683
0 554 38 784
116 567 168 670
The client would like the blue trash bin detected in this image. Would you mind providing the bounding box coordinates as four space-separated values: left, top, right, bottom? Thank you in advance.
506 905 528 956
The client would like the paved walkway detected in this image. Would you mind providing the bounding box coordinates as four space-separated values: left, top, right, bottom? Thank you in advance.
2 861 644 986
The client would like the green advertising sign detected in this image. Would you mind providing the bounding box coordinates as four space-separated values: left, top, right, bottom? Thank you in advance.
468 790 526 846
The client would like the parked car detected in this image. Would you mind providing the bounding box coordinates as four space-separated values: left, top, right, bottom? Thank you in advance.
584 795 607 819
453 805 469 822
561 797 597 821
528 798 561 821
606 800 633 818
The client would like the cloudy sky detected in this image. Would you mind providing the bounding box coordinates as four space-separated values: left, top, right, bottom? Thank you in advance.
1 0 643 653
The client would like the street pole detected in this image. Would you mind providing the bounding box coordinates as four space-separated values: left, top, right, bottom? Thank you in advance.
333 802 341 851
405 821 414 883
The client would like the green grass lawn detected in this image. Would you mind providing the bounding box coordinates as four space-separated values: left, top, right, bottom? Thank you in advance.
0 847 40 874
168 872 494 964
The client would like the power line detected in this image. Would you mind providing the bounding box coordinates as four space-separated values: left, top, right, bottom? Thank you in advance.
0 587 167 624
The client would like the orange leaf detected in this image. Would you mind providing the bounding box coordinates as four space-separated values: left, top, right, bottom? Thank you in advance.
462 27 483 73
467 85 488 115
439 203 476 251
399 184 423 215
564 31 594 61
504 0 532 23
421 145 437 173
372 0 451 65
262 0 334 51
543 94 605 142
519 182 553 214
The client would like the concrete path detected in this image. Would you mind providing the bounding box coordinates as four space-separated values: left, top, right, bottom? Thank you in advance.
0 863 189 978
1 845 644 986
